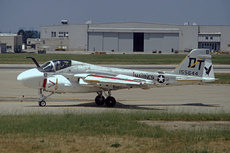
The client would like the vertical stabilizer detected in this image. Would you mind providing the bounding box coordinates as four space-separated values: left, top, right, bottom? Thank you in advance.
173 49 215 82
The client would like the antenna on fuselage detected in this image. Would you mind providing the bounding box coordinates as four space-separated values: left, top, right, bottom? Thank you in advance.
25 57 40 68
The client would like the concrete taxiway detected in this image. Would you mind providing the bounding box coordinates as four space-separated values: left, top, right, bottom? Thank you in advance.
0 65 229 115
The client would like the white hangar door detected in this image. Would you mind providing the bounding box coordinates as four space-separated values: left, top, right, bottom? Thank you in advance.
144 33 179 52
88 33 103 51
103 33 134 52
88 32 134 52
118 33 133 52
103 33 118 51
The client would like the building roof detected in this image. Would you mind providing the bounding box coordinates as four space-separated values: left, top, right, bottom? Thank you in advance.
0 33 18 36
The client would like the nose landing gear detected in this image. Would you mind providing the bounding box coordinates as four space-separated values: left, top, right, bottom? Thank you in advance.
39 100 46 107
38 88 54 107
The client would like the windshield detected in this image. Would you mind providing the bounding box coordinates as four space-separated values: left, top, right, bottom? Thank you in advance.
40 62 54 72
39 60 71 72
53 60 71 71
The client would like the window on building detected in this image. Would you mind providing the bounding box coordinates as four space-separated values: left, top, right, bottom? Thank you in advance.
58 32 68 37
7 46 12 49
64 32 69 37
59 32 64 37
51 32 56 37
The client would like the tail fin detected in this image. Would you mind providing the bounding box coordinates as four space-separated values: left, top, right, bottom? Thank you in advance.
173 49 215 82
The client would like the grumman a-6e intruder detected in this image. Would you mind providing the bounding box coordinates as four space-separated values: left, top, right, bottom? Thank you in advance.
17 49 215 107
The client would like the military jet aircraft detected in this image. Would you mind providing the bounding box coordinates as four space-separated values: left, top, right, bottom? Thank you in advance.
17 49 215 107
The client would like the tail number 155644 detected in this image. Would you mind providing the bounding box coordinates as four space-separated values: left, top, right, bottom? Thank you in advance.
179 70 198 76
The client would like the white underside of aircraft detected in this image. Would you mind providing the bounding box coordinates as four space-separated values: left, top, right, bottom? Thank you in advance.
17 49 215 107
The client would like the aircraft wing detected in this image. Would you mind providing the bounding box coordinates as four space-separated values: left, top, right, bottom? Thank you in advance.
74 74 154 89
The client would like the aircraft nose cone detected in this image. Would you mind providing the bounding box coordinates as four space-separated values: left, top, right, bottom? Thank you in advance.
17 72 24 82
17 68 44 88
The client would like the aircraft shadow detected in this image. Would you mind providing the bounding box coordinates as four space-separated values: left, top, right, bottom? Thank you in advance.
17 97 219 110
43 101 219 111
45 101 165 111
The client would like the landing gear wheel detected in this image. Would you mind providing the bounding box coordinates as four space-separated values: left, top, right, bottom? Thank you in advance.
95 95 105 106
39 100 46 107
105 96 116 107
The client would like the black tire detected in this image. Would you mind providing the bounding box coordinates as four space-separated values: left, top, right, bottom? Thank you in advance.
105 96 116 107
39 100 46 107
95 95 105 106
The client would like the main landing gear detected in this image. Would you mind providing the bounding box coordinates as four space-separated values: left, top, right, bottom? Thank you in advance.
95 90 116 107
38 89 54 107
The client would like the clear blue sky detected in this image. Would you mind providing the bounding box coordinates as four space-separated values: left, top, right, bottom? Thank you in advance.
0 0 230 33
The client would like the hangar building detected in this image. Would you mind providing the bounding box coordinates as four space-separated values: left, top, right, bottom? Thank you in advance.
40 22 230 52
0 34 22 53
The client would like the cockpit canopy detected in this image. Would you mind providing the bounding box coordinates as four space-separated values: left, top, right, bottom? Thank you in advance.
39 60 71 72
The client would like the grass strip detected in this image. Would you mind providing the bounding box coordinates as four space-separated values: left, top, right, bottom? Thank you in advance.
0 53 229 64
0 111 229 136
214 73 230 84
0 112 229 153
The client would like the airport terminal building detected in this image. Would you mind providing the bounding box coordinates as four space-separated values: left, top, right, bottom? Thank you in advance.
40 22 230 53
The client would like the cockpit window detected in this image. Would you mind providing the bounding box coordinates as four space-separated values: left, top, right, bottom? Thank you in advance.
39 60 71 72
40 62 54 72
53 60 71 71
